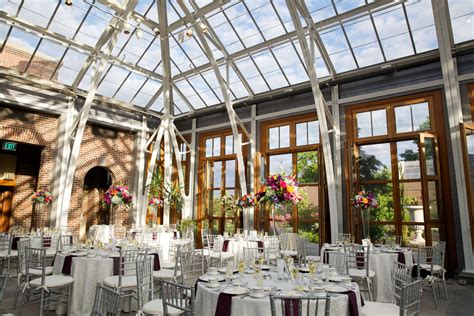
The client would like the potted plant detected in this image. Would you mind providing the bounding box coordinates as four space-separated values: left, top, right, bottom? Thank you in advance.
179 218 196 238
403 196 425 245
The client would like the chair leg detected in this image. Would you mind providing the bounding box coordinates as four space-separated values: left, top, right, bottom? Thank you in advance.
39 289 45 316
431 281 438 310
18 288 27 316
442 275 448 300
13 280 22 308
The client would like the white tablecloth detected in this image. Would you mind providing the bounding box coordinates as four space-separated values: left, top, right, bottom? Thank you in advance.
217 239 267 264
326 249 413 303
195 272 362 316
88 225 113 243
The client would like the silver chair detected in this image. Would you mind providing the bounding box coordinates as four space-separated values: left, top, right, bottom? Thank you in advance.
270 294 331 316
19 247 74 316
337 233 352 244
209 236 234 268
153 245 183 294
162 280 195 315
113 225 127 239
91 284 122 316
423 241 448 301
0 233 14 275
362 262 421 316
59 235 74 251
344 244 375 301
306 242 321 262
180 244 205 284
0 272 7 305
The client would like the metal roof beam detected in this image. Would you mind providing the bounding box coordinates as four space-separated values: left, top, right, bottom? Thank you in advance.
172 0 402 82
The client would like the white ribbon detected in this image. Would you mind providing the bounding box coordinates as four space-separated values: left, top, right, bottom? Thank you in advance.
22 282 49 293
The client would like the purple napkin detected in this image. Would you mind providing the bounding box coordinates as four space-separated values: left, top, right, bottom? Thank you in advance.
153 253 160 271
356 252 364 268
222 240 230 252
152 232 157 240
112 257 124 276
257 240 264 252
283 298 300 316
131 232 136 239
342 291 359 316
215 293 237 316
11 237 21 250
61 255 78 275
397 252 405 264
194 278 225 295
43 237 52 248
411 265 430 279
173 231 177 239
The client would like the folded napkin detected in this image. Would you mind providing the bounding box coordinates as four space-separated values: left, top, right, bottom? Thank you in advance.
257 240 264 252
397 252 405 264
356 252 365 268
61 255 78 275
222 240 230 252
112 257 124 275
342 290 360 316
43 237 52 248
173 231 178 239
152 232 157 240
152 253 160 271
215 292 237 316
11 236 21 250
283 298 300 316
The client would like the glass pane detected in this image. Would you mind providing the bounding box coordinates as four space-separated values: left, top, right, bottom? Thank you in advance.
297 151 319 184
308 121 320 144
212 190 221 216
402 224 426 247
212 161 222 188
280 125 290 148
372 110 387 136
361 183 395 222
397 140 420 180
298 221 319 243
395 105 412 133
213 137 220 156
428 181 440 220
225 160 236 189
369 225 396 245
424 137 436 176
412 103 431 131
205 138 212 157
269 154 293 175
358 143 392 180
356 112 371 138
431 227 441 244
210 219 220 234
400 182 424 222
225 135 233 155
296 123 308 146
269 127 279 149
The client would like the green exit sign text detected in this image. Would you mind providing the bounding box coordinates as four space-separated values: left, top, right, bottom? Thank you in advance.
2 141 17 151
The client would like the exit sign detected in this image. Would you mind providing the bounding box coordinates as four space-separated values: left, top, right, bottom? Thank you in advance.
2 141 17 151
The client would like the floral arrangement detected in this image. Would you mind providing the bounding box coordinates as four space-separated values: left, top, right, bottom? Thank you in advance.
351 191 378 209
148 197 163 207
31 187 53 205
256 174 303 205
273 213 292 232
236 194 255 208
220 195 240 217
104 184 133 208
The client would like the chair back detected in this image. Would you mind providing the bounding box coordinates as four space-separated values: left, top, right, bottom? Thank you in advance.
433 241 446 267
399 280 422 314
113 225 127 239
92 284 122 316
136 257 154 310
17 238 31 274
0 233 11 253
394 236 403 247
279 233 289 251
180 244 204 283
243 246 259 263
116 248 148 287
392 261 413 303
337 233 352 244
344 244 370 277
60 235 73 251
413 246 433 278
269 294 331 316
162 280 195 315
25 247 47 284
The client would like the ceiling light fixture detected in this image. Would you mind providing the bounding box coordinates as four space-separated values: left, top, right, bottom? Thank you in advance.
65 0 72 6
123 23 131 35
185 29 193 38
199 22 208 33
153 28 160 36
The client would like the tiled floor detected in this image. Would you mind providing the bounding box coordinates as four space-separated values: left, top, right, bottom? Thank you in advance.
1 276 473 315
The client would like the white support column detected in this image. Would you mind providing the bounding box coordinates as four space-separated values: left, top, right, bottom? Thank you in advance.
177 0 248 202
51 98 74 230
432 0 473 273
287 0 339 243
187 119 197 219
247 104 257 230
134 117 147 228
332 85 343 233
157 0 174 225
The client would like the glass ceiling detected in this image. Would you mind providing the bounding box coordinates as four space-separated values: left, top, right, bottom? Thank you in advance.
0 0 472 116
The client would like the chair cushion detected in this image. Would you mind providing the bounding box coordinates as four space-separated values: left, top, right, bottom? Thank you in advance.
210 252 234 259
153 269 181 280
349 268 375 278
362 301 399 316
201 249 214 256
45 248 57 256
161 260 177 269
280 250 297 257
28 266 54 276
420 263 442 272
29 275 73 288
142 298 184 315
103 275 137 288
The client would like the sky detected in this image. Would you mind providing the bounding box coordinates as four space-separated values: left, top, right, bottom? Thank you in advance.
0 0 473 114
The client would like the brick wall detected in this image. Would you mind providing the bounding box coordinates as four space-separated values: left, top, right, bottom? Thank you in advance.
0 105 137 233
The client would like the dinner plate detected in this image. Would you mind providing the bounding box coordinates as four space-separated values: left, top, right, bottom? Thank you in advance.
223 287 248 295
299 267 310 273
205 282 221 288
382 249 399 253
277 291 304 297
249 291 267 298
325 285 347 293
218 267 238 274
72 251 88 257
199 275 226 282
329 276 343 282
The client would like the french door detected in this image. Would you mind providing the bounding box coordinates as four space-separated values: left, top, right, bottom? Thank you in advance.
0 187 13 232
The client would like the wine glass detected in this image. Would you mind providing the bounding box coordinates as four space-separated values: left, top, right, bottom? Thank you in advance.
308 261 317 276
238 260 245 274
226 260 233 285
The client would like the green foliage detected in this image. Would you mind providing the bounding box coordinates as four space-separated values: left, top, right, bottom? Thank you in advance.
296 151 319 183
147 168 183 212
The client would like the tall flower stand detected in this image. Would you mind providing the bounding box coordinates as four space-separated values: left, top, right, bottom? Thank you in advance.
359 207 371 240
109 204 118 226
32 203 49 229
150 205 158 229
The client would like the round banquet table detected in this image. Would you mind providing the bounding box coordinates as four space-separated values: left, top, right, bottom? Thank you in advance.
217 238 268 264
195 272 362 316
135 231 181 260
324 247 413 303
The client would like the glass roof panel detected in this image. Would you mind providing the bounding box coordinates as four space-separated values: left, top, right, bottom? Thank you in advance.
137 41 162 73
271 0 295 32
18 1 59 28
135 0 155 15
74 6 112 47
334 0 365 14
272 43 309 85
235 56 270 94
119 29 155 65
49 2 90 39
226 3 263 48
149 96 164 112
2 0 21 15
405 0 438 53
252 50 288 90
178 37 208 67
207 14 244 54
0 22 9 46
305 0 337 23
114 72 147 104
54 48 88 86
25 39 67 80
175 80 206 108
97 65 129 98
448 0 474 44
187 75 221 105
320 26 357 72
247 2 286 41
0 27 40 73
132 78 161 107
215 65 248 99
373 5 415 61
